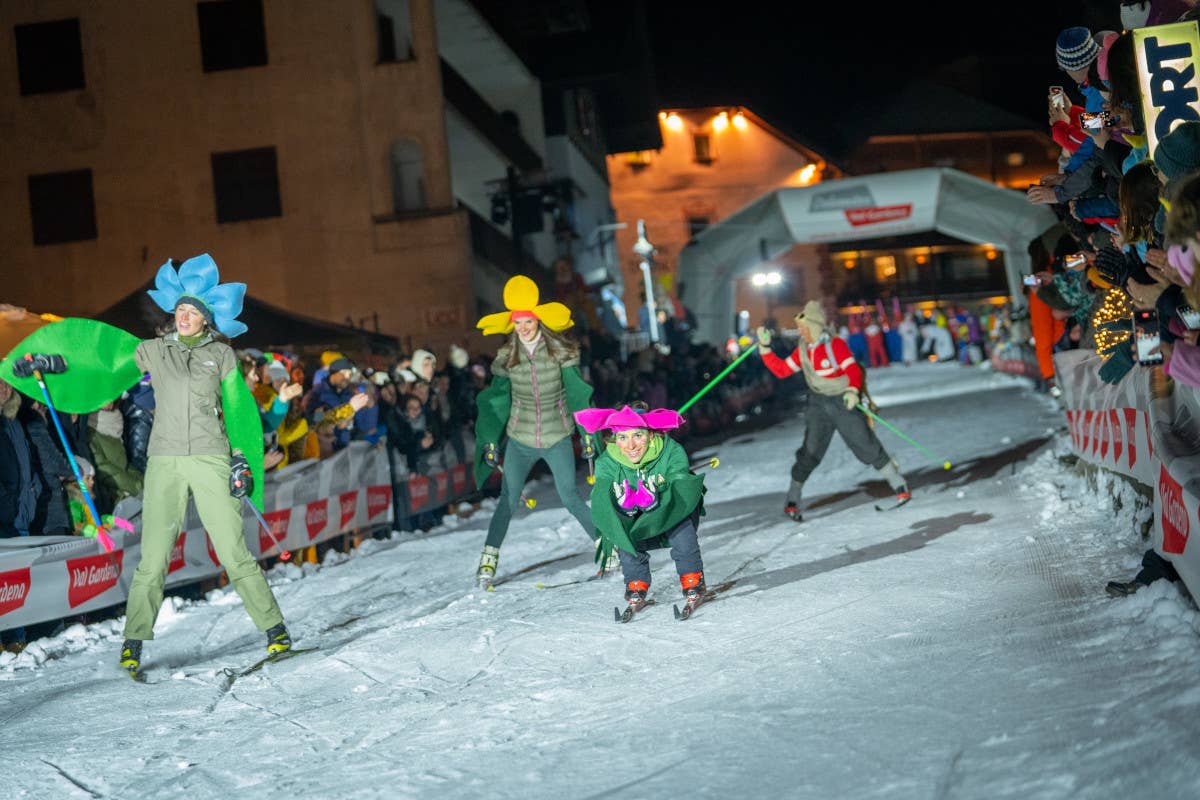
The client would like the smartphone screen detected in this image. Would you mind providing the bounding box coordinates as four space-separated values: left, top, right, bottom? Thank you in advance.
1179 305 1200 330
1022 274 1040 287
1134 310 1163 365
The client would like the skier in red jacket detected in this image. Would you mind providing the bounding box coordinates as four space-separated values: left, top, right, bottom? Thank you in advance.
757 301 909 521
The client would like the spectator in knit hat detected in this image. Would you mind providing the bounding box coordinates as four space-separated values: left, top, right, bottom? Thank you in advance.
411 349 437 382
307 356 369 451
1028 28 1112 211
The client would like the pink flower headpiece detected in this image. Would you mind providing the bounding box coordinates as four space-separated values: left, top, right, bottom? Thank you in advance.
573 405 684 433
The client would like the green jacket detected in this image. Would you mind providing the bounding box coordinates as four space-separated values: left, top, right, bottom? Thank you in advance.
473 340 594 489
590 435 705 561
88 428 143 501
135 333 239 457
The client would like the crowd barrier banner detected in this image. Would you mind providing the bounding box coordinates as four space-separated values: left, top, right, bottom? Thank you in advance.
0 442 392 631
1055 350 1200 600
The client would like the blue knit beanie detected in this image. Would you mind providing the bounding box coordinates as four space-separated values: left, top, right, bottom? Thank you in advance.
1056 26 1100 72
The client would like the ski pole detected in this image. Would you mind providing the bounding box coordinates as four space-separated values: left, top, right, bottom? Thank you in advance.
18 354 116 551
677 343 759 415
856 403 952 470
240 494 291 560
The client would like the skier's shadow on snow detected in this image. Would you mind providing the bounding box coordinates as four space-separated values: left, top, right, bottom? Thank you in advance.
711 511 993 597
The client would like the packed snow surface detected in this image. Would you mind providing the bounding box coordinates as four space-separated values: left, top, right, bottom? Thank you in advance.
3 362 1198 799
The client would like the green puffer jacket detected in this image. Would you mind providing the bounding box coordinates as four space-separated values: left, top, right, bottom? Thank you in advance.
590 435 705 561
473 338 594 488
135 333 238 457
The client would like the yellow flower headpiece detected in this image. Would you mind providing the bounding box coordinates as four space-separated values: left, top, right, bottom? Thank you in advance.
476 275 574 336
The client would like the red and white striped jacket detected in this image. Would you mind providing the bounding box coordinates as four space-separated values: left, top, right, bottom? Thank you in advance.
761 336 863 392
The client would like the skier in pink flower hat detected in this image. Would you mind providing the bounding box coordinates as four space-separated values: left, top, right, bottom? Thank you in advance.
574 401 710 620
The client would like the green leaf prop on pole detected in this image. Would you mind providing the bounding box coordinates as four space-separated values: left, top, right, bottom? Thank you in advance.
0 318 142 412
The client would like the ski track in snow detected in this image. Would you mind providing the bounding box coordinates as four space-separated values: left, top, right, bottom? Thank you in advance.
2 362 1199 799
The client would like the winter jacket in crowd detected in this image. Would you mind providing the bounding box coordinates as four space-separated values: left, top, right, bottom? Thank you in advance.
0 389 38 536
19 399 73 534
88 409 144 505
308 380 357 451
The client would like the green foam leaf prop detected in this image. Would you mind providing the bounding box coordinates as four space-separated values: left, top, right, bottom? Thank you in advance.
0 318 141 413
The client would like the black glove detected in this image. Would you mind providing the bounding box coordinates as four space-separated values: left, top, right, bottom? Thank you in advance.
1093 247 1131 288
581 436 597 461
1098 345 1136 385
483 442 500 469
229 453 253 498
12 353 67 378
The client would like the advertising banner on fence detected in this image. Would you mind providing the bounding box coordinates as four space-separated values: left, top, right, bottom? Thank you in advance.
0 442 392 630
1054 350 1200 600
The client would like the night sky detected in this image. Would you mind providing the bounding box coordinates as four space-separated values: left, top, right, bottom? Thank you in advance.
644 0 1122 158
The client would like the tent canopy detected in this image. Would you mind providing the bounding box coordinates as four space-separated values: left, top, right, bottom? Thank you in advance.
95 282 400 359
677 167 1059 344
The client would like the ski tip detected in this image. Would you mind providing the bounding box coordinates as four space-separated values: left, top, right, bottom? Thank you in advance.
613 607 621 623
673 604 682 620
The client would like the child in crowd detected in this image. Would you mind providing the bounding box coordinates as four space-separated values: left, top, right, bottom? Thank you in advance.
574 402 709 620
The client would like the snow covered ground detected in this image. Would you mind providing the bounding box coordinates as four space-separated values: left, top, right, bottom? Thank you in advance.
3 362 1199 800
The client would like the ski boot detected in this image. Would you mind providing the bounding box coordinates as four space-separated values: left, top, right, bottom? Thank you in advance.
476 545 500 590
616 580 652 623
783 502 803 522
894 485 912 505
119 639 143 679
674 572 709 620
266 623 292 656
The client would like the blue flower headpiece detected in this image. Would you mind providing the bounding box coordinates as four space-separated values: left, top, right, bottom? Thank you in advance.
146 253 247 338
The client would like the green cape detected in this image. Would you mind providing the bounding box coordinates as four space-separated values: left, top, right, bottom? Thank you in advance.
472 364 595 489
589 435 705 562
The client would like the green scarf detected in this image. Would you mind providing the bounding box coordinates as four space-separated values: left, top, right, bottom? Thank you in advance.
605 434 664 468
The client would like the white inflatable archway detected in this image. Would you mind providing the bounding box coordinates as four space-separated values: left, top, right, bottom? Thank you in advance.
677 167 1059 344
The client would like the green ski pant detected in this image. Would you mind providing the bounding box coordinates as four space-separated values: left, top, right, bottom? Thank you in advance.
485 437 595 548
123 455 283 640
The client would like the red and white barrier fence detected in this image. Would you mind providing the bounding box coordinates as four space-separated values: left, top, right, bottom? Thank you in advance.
1054 350 1200 599
0 442 392 631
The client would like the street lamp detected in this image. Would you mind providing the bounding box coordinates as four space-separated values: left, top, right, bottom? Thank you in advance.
632 220 660 343
751 270 782 323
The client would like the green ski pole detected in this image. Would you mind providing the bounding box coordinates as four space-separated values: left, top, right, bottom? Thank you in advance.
678 343 759 415
857 403 952 470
